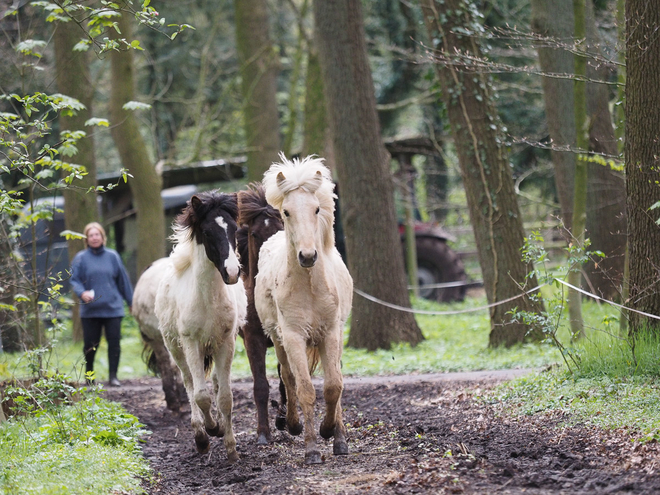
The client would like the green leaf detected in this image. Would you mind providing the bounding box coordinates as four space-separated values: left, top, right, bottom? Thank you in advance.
16 40 47 58
60 229 86 240
73 39 92 52
84 118 110 127
122 101 151 111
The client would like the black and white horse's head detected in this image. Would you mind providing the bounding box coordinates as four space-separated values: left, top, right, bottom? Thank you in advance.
179 191 241 285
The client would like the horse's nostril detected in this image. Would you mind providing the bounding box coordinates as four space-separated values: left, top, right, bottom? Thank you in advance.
298 250 317 267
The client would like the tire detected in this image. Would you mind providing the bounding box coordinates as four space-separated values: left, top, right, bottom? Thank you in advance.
408 237 467 303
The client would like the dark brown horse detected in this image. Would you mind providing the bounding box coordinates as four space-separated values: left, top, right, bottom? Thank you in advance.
237 183 286 445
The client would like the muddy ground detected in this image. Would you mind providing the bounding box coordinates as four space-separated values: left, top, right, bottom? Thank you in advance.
104 372 660 494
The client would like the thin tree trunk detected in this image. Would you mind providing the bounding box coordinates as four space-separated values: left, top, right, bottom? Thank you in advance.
313 0 423 350
625 0 660 333
109 10 165 276
584 0 626 301
421 0 545 347
234 0 281 182
530 0 576 231
54 19 98 342
568 0 588 339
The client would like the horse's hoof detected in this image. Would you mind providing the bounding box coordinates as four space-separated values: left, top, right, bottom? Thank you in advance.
288 421 303 436
304 450 323 465
206 423 224 437
257 433 270 446
227 450 239 464
275 415 287 431
319 423 335 440
333 440 348 455
194 433 210 454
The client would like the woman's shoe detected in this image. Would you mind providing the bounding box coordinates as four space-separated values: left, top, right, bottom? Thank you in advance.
109 375 121 387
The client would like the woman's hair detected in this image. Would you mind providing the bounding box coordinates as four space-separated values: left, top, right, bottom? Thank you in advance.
83 222 107 247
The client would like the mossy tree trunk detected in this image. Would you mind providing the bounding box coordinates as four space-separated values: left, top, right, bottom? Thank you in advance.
109 11 165 277
234 0 281 182
313 0 423 350
54 19 98 341
421 0 545 347
625 0 660 334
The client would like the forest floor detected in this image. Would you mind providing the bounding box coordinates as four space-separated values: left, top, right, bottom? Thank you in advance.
104 371 660 494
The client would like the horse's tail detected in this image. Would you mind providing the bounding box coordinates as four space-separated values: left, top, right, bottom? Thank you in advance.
307 347 320 376
204 355 213 378
140 332 160 376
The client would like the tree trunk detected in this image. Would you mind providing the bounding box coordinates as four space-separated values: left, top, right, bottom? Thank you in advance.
302 48 333 164
530 0 576 231
109 11 165 276
567 0 588 339
584 0 626 301
625 0 660 333
313 0 423 350
234 0 281 182
421 0 545 347
54 19 98 342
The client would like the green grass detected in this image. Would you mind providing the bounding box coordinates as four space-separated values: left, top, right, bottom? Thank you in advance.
0 391 151 494
493 324 660 442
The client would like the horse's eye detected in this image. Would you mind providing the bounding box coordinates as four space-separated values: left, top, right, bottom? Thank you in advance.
315 207 320 215
283 210 290 218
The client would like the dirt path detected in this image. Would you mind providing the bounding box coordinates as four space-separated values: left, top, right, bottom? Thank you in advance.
104 373 660 494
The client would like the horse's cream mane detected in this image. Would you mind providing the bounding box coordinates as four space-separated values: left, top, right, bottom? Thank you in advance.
168 225 194 274
263 154 336 250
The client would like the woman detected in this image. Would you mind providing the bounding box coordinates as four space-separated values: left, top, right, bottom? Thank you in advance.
70 222 133 386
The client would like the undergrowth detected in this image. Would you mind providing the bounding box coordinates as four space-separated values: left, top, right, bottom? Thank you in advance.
0 374 151 494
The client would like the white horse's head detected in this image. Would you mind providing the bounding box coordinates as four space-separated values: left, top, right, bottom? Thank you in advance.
263 154 336 268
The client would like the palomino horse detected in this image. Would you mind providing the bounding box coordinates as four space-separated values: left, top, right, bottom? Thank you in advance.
155 192 247 463
132 257 185 412
236 183 286 445
255 155 353 464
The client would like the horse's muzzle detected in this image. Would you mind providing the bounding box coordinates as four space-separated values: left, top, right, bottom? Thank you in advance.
298 250 318 268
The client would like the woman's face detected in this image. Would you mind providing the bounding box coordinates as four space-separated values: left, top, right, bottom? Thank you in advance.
86 228 104 249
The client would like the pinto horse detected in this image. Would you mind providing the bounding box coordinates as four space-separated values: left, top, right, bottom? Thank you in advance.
236 183 286 445
255 155 353 464
155 192 247 463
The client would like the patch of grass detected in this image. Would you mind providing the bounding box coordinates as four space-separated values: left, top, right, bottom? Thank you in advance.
0 385 151 494
493 327 660 442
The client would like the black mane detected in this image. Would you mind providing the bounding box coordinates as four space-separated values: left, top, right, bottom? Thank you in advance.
176 191 238 243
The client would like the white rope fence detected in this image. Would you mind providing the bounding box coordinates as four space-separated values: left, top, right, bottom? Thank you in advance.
355 278 660 320
353 284 545 316
554 278 660 321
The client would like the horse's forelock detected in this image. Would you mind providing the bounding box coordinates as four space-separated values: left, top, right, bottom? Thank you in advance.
171 192 238 246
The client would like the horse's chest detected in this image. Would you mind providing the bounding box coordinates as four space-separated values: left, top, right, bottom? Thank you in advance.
277 278 339 340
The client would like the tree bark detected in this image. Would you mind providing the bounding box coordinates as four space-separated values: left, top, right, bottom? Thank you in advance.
54 19 98 342
234 0 281 182
584 0 626 301
530 0 576 231
109 11 165 276
421 0 545 347
625 0 660 333
313 0 423 350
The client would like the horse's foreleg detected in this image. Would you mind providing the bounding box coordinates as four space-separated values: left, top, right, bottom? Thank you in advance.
282 334 321 464
272 339 302 436
181 339 219 444
214 339 238 463
275 363 288 431
243 326 271 445
165 336 211 454
318 327 348 455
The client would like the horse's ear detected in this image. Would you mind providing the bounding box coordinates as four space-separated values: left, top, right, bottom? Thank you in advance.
306 170 323 193
190 195 202 209
276 171 287 188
